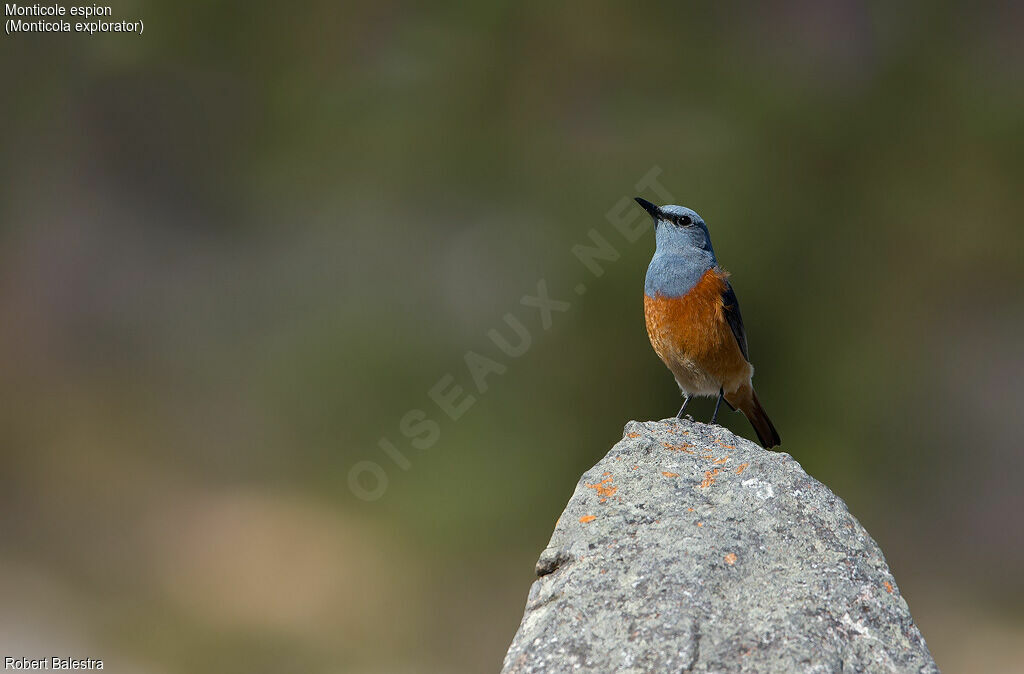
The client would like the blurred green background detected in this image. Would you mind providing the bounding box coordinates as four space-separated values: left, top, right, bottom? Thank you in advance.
2 1 1023 672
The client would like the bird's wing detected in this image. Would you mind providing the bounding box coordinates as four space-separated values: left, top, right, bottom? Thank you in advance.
721 281 749 361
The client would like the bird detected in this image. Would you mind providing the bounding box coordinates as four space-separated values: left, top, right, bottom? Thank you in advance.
635 197 780 448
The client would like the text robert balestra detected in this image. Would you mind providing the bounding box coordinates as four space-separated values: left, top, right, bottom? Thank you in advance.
4 657 103 670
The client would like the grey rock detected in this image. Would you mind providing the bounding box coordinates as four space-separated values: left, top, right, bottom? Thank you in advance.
502 418 938 673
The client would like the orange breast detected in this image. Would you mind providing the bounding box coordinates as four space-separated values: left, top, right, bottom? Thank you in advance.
644 268 751 391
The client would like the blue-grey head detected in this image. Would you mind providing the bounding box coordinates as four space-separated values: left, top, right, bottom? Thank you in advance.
635 198 716 256
635 197 718 297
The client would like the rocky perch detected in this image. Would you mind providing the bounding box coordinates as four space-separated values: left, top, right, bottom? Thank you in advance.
502 419 938 673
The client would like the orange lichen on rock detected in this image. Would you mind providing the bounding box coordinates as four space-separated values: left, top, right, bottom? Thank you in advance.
696 521 704 527
663 441 696 453
884 581 894 594
687 507 695 512
661 471 679 478
700 467 721 488
579 515 597 523
714 440 736 449
713 457 728 465
736 462 749 474
626 432 640 438
586 477 618 502
724 552 737 565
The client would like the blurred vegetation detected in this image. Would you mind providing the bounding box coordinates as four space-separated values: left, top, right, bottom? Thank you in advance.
1 1 1023 672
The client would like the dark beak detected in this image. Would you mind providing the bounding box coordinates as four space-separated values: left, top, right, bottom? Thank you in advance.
634 197 662 220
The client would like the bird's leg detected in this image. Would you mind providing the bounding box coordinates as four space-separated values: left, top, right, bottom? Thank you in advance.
676 394 691 419
710 388 724 424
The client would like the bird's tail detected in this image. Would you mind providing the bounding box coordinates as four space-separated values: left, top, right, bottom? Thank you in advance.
728 385 781 449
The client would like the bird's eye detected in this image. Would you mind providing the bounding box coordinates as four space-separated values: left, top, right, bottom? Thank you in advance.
676 215 692 226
